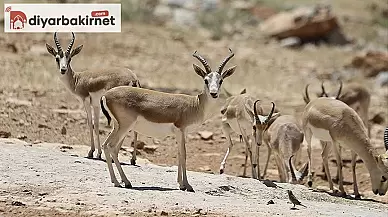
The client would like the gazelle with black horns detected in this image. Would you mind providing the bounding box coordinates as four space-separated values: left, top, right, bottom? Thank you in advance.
303 97 388 197
263 115 308 183
219 93 279 179
46 32 141 162
100 49 237 191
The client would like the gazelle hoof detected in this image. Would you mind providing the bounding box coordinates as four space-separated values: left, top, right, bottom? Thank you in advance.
354 194 361 199
87 150 94 158
124 183 132 189
96 153 102 160
307 181 312 187
130 159 136 165
113 182 121 188
220 169 224 174
179 186 186 191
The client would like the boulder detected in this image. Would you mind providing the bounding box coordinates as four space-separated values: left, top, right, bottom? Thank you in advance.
348 51 388 77
259 4 348 44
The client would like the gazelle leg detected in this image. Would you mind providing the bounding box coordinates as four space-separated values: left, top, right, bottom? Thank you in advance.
102 124 120 186
131 131 138 165
333 145 342 183
321 141 334 191
332 141 346 196
351 151 360 198
84 97 95 158
110 123 133 188
243 146 248 177
92 101 102 159
220 122 234 174
305 128 313 187
262 142 272 179
176 129 193 192
112 137 125 164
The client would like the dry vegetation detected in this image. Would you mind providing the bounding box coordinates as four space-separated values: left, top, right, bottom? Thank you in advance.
0 0 387 216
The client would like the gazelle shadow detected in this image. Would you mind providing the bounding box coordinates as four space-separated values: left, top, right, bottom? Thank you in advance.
85 157 140 167
130 186 178 191
311 188 388 204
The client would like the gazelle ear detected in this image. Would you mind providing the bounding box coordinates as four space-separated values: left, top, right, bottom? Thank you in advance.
222 65 236 79
193 64 207 78
266 113 280 126
71 45 83 57
45 43 57 56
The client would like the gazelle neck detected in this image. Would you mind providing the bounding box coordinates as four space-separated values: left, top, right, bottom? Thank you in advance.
356 138 380 173
61 64 78 94
197 91 218 121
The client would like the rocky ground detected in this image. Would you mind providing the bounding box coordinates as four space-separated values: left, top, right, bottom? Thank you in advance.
1 138 388 217
1 0 388 216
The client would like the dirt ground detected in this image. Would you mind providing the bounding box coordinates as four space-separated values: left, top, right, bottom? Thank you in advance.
0 0 388 215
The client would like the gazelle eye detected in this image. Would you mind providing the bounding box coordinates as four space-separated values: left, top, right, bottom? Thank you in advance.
253 126 256 131
219 80 223 84
204 79 209 85
382 176 387 182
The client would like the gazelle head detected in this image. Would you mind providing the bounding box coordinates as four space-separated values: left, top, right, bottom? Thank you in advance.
303 80 343 104
373 128 388 195
289 155 309 184
245 100 280 167
46 32 83 75
192 48 236 99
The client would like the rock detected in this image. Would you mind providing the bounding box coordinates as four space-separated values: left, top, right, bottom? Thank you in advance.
61 126 67 135
60 145 73 150
11 201 25 206
172 8 197 27
279 37 301 48
267 200 275 205
6 98 32 107
375 71 388 86
131 140 146 149
153 5 173 24
348 51 388 77
198 131 213 140
259 4 348 44
199 166 212 172
17 134 27 140
161 210 168 216
38 123 50 129
370 113 385 125
0 131 11 138
143 145 158 154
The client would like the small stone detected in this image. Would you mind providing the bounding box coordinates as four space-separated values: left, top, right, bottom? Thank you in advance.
199 166 212 172
17 134 27 140
38 123 50 129
60 145 73 150
143 145 158 154
198 131 213 140
370 113 384 124
61 126 67 135
161 210 168 216
0 131 11 138
11 201 25 206
267 199 275 205
131 140 146 149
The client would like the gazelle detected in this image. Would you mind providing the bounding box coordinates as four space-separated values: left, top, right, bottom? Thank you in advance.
303 81 371 185
100 49 237 191
302 97 388 197
263 115 308 183
46 32 141 163
219 90 279 179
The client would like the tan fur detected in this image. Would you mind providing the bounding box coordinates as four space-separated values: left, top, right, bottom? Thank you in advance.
263 115 306 183
302 97 388 196
219 93 279 179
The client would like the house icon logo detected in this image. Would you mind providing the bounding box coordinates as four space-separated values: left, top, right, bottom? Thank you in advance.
5 7 27 30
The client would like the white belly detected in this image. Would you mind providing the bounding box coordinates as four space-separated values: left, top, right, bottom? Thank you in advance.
133 115 175 139
308 123 332 142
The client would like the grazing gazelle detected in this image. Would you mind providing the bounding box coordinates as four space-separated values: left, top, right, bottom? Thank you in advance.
303 97 388 197
219 90 279 179
100 49 237 191
46 32 141 162
263 115 308 183
303 81 371 185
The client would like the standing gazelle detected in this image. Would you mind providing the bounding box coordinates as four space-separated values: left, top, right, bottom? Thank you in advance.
46 32 141 162
219 92 279 179
100 49 237 191
303 97 388 197
263 115 308 183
